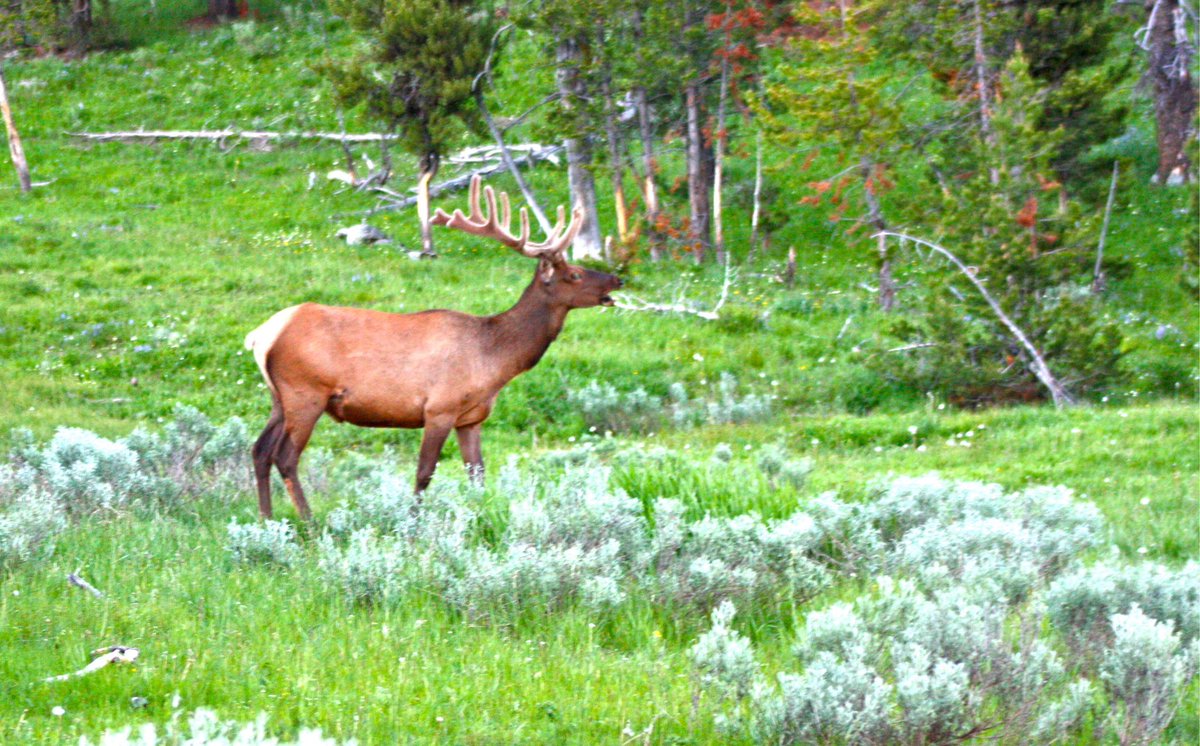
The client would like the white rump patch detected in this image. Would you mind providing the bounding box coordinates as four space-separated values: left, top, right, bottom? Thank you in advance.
244 305 302 396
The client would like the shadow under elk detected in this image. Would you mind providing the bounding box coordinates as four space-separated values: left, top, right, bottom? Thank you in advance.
245 176 622 519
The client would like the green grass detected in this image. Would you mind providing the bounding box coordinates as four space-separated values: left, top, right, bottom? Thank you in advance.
0 4 1197 743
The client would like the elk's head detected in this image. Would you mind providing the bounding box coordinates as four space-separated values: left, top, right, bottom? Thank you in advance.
432 177 622 309
533 257 623 309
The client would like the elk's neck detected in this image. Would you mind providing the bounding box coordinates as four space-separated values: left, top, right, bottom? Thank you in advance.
488 281 570 376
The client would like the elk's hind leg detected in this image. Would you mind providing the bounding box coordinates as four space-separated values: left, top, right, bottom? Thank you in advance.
273 392 327 521
252 403 285 518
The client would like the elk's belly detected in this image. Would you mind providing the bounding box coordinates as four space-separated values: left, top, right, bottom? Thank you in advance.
325 388 426 429
323 384 495 429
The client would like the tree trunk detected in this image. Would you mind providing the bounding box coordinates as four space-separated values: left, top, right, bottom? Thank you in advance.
67 0 92 49
748 130 763 261
636 86 663 261
711 55 730 265
417 152 439 258
597 37 628 246
971 0 1000 185
556 36 603 261
0 66 31 193
210 0 239 19
1145 0 1197 184
685 82 711 263
861 157 895 311
839 0 895 310
632 8 663 261
1093 161 1119 293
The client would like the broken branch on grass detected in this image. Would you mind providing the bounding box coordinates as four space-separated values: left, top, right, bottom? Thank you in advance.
876 230 1074 408
887 342 937 353
612 259 735 321
70 128 402 143
42 646 139 683
67 571 104 598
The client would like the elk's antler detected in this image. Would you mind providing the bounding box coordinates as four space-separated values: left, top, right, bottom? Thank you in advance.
431 175 582 260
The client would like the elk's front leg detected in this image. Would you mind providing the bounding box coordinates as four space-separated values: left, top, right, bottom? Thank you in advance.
415 416 455 493
456 423 484 486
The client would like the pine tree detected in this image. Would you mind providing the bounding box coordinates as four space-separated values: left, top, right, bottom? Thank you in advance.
320 0 495 257
890 53 1123 402
761 0 902 309
877 0 1132 193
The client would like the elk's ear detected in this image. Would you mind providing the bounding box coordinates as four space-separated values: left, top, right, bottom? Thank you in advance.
538 257 557 284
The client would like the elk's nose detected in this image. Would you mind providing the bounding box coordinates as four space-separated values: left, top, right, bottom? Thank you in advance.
613 276 624 289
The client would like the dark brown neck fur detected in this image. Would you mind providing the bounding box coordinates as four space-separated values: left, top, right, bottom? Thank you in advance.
486 276 570 376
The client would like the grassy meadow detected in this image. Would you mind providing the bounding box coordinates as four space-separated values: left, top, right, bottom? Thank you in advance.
0 3 1197 744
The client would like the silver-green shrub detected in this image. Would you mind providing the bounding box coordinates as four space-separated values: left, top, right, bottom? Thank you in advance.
649 507 829 610
0 474 67 566
316 528 414 605
755 443 812 491
1099 605 1199 746
124 404 251 504
567 373 773 434
810 475 1103 597
445 540 627 617
226 518 301 567
688 600 762 700
725 581 1083 745
14 426 163 515
505 465 649 564
704 373 773 425
567 380 664 433
79 707 353 745
1046 561 1200 662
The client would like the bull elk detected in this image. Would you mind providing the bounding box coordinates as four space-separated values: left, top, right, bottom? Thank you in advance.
244 177 622 520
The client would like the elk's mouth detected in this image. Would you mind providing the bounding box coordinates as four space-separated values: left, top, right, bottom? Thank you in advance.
599 294 615 307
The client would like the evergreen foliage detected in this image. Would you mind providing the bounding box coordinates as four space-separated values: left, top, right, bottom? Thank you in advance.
319 0 492 159
0 0 91 52
884 54 1124 402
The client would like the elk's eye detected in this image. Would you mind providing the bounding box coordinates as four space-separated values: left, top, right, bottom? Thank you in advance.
570 271 583 281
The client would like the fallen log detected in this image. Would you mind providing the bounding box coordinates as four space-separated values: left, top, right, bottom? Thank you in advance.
67 571 104 598
42 646 139 683
346 144 564 216
70 128 401 143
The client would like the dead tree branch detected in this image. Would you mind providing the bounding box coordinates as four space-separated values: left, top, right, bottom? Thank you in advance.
0 65 32 192
612 260 735 321
41 646 139 684
70 129 403 143
1093 161 1120 294
877 231 1075 408
344 144 564 217
472 23 554 235
67 571 104 599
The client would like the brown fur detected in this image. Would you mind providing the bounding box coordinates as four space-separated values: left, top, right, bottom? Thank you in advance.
247 258 621 520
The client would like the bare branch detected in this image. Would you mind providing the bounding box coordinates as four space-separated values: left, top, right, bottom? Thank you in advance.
41 646 139 684
1093 161 1120 294
67 571 104 599
613 260 735 321
877 231 1075 408
70 128 403 143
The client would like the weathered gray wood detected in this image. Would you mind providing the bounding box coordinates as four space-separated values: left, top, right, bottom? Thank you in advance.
67 571 104 598
70 129 402 143
878 231 1075 408
0 66 32 193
